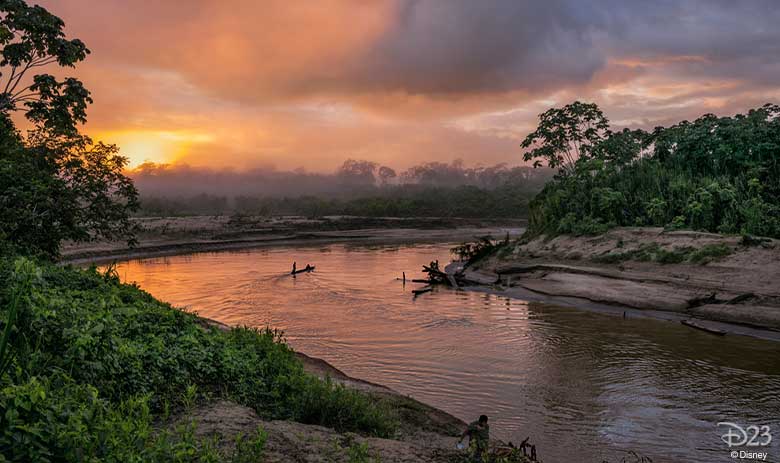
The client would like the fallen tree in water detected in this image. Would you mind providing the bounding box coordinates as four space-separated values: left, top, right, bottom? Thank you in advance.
411 260 463 296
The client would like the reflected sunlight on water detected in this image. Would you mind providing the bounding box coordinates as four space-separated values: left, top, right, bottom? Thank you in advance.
110 243 780 463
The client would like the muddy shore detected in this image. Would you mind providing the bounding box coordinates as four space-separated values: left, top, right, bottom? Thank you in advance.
62 215 525 265
447 227 780 340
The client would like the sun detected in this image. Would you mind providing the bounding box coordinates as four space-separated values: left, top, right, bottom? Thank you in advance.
93 130 214 167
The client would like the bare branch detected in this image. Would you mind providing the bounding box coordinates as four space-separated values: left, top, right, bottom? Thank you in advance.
7 62 33 95
11 84 33 99
2 65 19 94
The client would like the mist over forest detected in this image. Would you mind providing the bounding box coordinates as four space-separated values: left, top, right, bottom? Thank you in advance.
131 159 554 217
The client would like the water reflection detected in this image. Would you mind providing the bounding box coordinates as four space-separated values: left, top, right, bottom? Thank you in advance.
110 243 780 463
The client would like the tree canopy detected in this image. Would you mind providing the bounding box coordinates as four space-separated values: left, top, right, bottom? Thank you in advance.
0 0 138 259
520 101 610 176
522 102 780 238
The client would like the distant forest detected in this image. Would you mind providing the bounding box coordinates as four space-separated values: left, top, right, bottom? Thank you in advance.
133 160 554 218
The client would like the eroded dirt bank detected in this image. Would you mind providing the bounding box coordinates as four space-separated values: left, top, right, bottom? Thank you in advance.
449 228 780 338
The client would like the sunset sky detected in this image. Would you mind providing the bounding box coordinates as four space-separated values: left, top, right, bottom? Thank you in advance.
38 0 780 171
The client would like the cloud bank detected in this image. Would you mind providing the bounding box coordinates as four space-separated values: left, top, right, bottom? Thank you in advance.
37 0 780 171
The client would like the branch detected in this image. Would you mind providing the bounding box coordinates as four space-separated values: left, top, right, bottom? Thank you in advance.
562 145 576 172
11 84 33 99
6 62 33 95
12 93 40 102
29 59 57 69
2 66 19 94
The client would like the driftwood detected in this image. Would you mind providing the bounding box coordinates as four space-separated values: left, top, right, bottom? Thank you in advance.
412 286 433 296
410 260 465 297
422 260 450 284
494 436 539 461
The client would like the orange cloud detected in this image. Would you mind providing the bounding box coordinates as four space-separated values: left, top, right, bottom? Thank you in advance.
29 0 780 173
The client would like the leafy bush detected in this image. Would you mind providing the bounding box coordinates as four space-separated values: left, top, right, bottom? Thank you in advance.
451 234 510 266
0 256 397 461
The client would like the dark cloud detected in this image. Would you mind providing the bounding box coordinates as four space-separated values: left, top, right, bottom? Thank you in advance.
337 0 605 95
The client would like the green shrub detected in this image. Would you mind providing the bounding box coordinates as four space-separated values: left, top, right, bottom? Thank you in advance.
451 234 510 266
688 244 732 264
0 256 397 461
593 243 732 265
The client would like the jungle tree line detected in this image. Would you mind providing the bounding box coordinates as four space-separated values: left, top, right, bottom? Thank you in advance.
521 101 780 238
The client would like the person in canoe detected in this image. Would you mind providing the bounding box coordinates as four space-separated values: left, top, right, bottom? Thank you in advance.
291 262 315 275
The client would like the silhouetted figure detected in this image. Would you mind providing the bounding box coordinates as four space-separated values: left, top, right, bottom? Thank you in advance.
291 262 297 275
459 414 489 462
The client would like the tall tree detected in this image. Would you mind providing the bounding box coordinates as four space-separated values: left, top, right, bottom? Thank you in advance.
520 101 610 176
0 0 138 259
377 165 396 186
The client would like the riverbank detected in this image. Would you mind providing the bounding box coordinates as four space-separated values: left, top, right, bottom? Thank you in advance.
62 215 525 264
2 256 534 462
194 318 481 462
448 227 780 339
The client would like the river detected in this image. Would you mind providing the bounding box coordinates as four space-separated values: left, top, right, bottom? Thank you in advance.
110 242 780 463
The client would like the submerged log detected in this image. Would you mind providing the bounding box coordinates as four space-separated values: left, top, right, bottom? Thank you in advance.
421 260 450 284
412 286 433 296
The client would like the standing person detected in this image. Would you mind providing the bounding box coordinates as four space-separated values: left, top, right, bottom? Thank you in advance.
459 414 489 462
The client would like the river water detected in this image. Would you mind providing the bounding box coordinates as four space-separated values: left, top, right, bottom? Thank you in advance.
110 242 780 463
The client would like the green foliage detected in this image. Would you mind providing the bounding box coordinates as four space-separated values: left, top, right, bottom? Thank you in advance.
451 234 510 266
687 243 732 264
0 0 90 136
524 103 780 239
0 1 139 259
0 375 230 463
229 427 267 463
520 101 610 175
347 441 381 463
0 256 397 461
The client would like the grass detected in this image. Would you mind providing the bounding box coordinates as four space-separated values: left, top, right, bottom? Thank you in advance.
0 254 398 462
594 243 732 265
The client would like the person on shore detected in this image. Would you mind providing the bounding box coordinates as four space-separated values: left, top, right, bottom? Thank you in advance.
459 414 489 461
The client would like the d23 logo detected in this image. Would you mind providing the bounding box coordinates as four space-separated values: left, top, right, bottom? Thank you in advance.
718 422 772 448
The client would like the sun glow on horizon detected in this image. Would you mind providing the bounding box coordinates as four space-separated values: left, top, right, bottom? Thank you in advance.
96 130 215 167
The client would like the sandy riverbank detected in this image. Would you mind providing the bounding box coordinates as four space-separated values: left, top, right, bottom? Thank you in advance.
447 227 780 340
62 215 525 264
